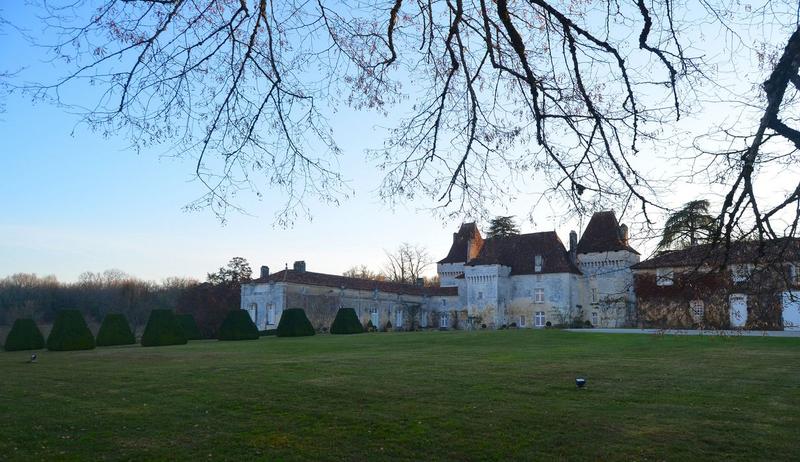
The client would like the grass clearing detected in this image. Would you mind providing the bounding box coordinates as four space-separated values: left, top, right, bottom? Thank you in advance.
1 330 799 461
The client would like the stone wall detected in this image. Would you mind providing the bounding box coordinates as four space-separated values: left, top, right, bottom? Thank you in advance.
634 267 790 330
242 281 459 332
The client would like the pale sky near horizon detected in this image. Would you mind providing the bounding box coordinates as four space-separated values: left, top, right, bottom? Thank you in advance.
1 2 795 283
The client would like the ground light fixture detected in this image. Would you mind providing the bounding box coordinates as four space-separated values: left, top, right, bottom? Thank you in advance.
575 377 586 388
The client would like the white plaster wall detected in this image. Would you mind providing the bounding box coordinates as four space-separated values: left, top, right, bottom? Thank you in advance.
577 250 639 327
242 281 459 330
463 264 511 325
240 282 286 330
438 262 466 287
506 273 576 326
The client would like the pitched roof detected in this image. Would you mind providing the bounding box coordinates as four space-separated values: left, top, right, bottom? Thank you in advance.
465 232 581 275
249 270 458 297
576 211 639 254
632 237 800 270
438 222 484 264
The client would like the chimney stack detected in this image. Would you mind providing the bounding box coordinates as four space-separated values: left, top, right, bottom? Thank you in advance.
293 260 306 273
619 224 629 245
260 265 270 279
569 230 578 264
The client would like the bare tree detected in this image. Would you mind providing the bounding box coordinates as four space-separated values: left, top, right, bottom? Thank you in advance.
342 265 385 281
681 4 800 265
383 242 430 285
12 0 703 225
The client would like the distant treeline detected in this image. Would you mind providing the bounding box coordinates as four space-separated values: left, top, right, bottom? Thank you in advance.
0 258 252 338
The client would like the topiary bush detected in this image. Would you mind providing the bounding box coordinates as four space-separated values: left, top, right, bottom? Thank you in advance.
176 314 202 340
4 318 45 352
96 313 135 346
218 310 260 341
141 309 187 347
276 308 315 337
47 310 95 351
330 308 364 335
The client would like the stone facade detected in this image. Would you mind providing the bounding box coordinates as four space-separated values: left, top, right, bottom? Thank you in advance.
632 241 800 330
435 211 640 328
242 211 643 331
241 262 459 332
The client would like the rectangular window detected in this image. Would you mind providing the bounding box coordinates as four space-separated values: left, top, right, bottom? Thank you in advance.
788 264 798 284
370 308 379 328
656 267 674 286
534 255 543 272
395 310 403 328
519 315 526 327
591 288 598 303
534 288 545 303
535 311 545 327
689 300 704 321
591 312 599 327
731 264 754 283
729 294 748 327
441 299 447 307
420 311 428 328
267 304 275 325
477 291 483 300
440 312 449 328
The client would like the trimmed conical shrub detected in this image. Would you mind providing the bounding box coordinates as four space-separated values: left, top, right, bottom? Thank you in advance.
176 314 202 340
276 308 315 337
141 309 187 347
330 308 364 335
96 314 135 346
47 310 95 351
218 310 259 341
4 318 45 351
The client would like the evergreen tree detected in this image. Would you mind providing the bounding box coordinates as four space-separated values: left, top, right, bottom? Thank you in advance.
657 200 719 251
486 216 520 238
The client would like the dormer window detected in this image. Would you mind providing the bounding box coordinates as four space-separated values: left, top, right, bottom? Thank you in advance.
656 267 674 286
730 264 754 283
534 255 543 272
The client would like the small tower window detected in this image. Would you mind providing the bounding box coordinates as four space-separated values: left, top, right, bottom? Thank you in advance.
534 255 543 272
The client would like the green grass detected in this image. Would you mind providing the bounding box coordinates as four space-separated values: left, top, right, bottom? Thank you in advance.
1 330 799 461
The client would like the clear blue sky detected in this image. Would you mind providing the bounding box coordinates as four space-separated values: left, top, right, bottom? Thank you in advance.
0 3 790 282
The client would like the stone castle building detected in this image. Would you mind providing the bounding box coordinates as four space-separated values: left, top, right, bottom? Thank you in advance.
241 211 640 331
437 211 639 329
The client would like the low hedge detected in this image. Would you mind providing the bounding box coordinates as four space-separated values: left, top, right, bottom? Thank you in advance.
47 310 95 351
4 318 45 351
218 310 260 341
96 313 136 346
259 329 278 336
176 314 202 340
141 309 187 347
330 308 364 335
276 308 315 337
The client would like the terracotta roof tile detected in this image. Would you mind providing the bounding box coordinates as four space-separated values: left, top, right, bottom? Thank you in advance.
632 238 800 270
576 211 639 254
465 232 581 275
438 223 483 264
250 270 458 297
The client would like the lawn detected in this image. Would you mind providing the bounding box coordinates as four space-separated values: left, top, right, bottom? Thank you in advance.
1 330 799 461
